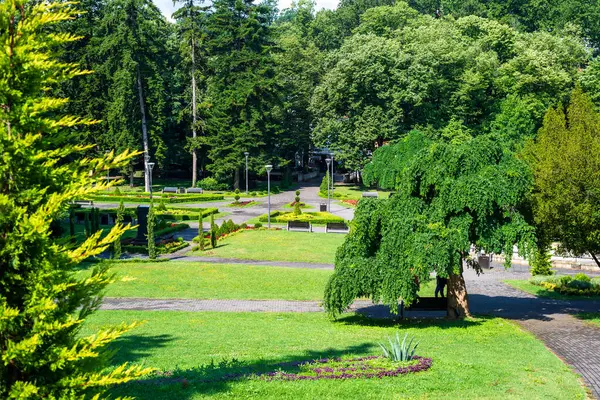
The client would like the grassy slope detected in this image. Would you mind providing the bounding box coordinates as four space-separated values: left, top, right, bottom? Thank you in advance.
191 230 346 264
504 280 600 300
82 311 585 400
82 262 332 300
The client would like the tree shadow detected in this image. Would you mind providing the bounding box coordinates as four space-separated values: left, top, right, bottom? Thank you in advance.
335 312 483 329
108 342 376 399
108 334 175 366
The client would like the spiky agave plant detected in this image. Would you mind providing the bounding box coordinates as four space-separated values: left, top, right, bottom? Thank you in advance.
379 332 419 362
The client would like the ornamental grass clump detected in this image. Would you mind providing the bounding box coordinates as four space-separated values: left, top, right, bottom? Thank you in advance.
379 332 419 362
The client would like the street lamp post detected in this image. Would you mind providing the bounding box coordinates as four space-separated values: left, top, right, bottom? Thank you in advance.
330 153 334 203
325 158 331 212
244 152 249 195
265 164 273 228
105 150 110 184
146 160 155 201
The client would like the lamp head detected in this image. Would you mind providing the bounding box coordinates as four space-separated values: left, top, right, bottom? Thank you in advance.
265 164 273 173
325 158 331 165
147 162 155 171
244 152 249 157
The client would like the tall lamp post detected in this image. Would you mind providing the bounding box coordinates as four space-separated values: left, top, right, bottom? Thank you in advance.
244 152 249 195
145 156 155 201
330 153 334 203
105 150 111 184
265 164 273 228
325 158 331 212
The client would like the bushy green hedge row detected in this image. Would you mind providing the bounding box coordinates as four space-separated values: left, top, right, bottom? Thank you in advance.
87 194 224 203
156 208 218 220
122 239 189 255
258 211 345 225
530 273 600 296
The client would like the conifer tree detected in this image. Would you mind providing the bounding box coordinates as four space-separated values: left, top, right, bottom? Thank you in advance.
0 1 149 397
198 212 205 251
113 200 125 259
147 203 157 259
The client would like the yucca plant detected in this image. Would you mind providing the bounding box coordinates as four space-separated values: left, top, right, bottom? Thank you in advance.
379 332 419 362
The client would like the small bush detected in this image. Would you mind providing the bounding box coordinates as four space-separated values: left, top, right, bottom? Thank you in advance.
234 194 241 202
250 191 257 196
198 177 228 191
530 245 553 276
254 222 263 228
240 223 248 229
235 188 240 194
294 202 302 216
573 273 591 283
114 186 122 195
295 190 300 196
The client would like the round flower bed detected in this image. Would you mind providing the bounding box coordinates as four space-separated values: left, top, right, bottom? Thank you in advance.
261 355 432 381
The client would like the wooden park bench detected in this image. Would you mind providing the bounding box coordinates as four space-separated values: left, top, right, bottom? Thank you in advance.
186 187 204 194
326 222 349 233
399 297 448 319
72 200 94 207
287 221 312 232
362 192 378 198
162 187 178 194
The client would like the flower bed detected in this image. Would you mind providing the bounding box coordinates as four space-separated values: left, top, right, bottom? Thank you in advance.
530 273 600 296
258 211 345 225
282 201 312 209
122 238 189 255
261 355 431 381
341 199 358 207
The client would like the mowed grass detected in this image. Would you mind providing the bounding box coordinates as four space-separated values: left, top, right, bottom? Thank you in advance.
504 280 600 300
576 313 600 327
82 311 586 399
82 261 436 300
82 262 332 300
191 230 346 264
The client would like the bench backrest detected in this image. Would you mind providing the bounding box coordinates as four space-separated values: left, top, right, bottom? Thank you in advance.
186 188 203 194
326 222 348 230
162 187 178 193
288 221 310 229
407 297 447 310
362 192 378 198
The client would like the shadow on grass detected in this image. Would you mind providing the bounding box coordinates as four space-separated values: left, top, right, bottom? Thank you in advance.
110 334 175 366
334 313 483 329
109 342 376 399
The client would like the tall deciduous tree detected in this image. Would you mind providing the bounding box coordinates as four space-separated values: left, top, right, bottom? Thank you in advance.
526 88 600 267
0 1 149 396
324 131 534 318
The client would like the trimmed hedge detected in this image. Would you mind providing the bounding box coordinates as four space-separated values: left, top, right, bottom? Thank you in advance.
156 208 218 221
258 211 345 225
87 193 224 203
123 239 189 255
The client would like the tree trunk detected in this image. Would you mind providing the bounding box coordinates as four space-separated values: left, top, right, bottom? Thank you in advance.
136 65 150 193
234 168 240 190
590 252 600 268
447 269 472 319
129 164 134 187
191 36 198 187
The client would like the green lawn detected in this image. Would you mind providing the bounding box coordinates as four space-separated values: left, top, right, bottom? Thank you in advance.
82 311 586 399
576 313 600 327
191 230 346 264
504 280 600 300
82 262 332 300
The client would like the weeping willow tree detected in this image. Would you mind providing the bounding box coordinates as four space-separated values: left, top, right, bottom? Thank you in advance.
323 130 535 318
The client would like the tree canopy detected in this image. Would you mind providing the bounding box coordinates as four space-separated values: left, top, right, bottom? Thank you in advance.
324 130 535 317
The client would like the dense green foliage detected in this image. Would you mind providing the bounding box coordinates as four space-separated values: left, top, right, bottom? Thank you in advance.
0 2 149 397
147 204 157 259
526 88 600 267
324 131 535 317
